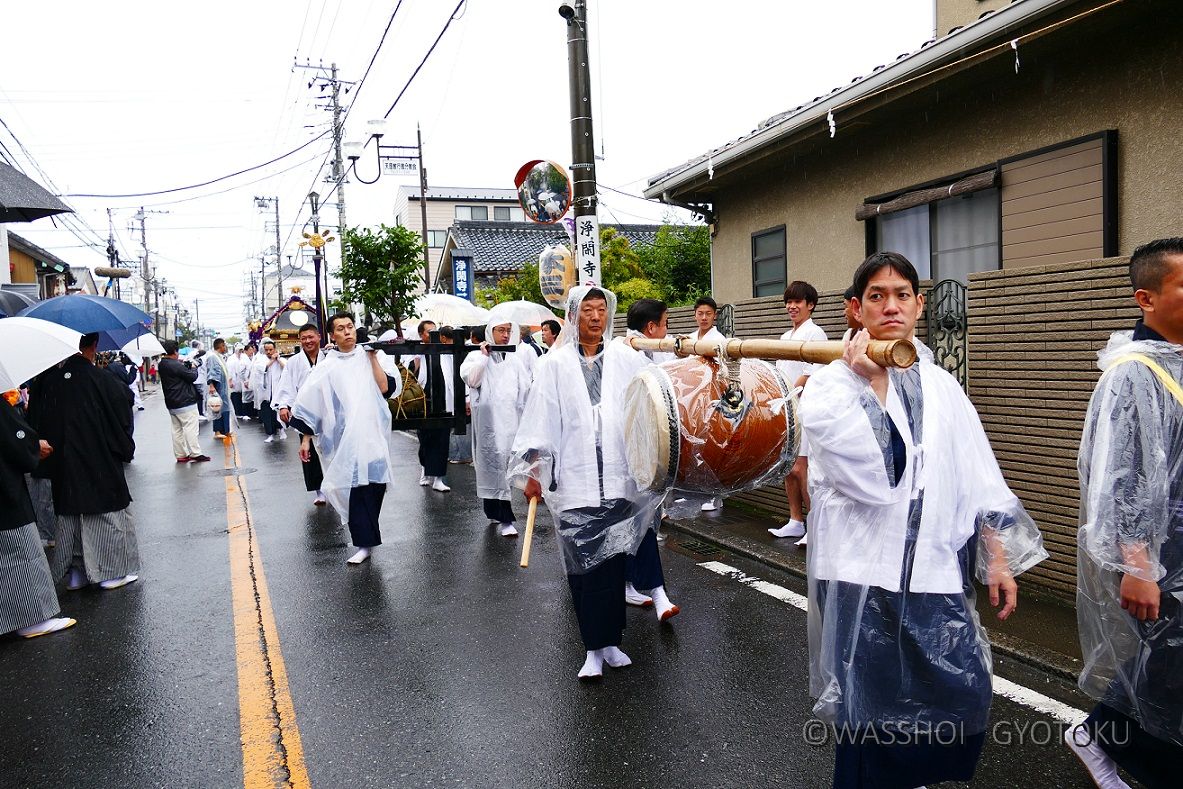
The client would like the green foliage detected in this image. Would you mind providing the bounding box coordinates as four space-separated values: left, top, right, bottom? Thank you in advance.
475 222 713 315
225 335 242 347
637 224 711 307
333 224 424 333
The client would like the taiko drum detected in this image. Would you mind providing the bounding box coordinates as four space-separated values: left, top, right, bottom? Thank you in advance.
623 355 799 495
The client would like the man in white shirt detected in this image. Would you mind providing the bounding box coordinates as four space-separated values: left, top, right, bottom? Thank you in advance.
692 296 726 344
275 324 327 505
769 281 827 545
252 340 286 443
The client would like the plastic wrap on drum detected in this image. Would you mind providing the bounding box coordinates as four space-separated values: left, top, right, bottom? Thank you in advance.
623 355 799 498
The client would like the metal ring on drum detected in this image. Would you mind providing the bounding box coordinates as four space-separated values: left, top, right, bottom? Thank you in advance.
623 356 800 496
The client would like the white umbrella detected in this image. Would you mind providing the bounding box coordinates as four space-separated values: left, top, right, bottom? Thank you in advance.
122 333 165 358
487 299 558 328
0 316 83 390
409 293 489 327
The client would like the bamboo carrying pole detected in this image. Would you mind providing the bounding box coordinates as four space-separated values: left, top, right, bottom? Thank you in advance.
627 336 917 369
519 497 540 568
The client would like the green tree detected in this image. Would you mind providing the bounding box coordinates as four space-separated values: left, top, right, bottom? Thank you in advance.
475 260 546 308
225 335 242 347
637 224 711 306
333 224 424 334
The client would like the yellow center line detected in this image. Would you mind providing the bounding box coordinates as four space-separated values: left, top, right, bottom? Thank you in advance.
223 437 311 788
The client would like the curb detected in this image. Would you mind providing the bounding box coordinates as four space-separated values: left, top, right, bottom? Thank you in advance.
662 517 1083 684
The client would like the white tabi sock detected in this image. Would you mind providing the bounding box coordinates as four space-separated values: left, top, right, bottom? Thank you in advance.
768 519 806 538
17 617 77 638
578 650 604 680
99 574 139 590
66 566 87 591
419 474 431 486
647 586 680 622
431 478 451 492
1064 723 1130 789
597 646 632 669
346 547 371 565
624 582 653 607
498 523 518 537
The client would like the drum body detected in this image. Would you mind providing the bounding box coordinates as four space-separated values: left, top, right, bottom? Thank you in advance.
623 356 798 495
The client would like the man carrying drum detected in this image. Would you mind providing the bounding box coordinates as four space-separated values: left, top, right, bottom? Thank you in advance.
800 251 1047 788
510 285 659 681
617 297 680 621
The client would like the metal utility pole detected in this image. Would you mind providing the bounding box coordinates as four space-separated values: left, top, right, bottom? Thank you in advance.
135 207 149 315
260 255 267 313
418 124 430 291
560 1 602 284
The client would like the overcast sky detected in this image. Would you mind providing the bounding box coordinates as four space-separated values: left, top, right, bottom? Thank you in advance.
0 0 932 333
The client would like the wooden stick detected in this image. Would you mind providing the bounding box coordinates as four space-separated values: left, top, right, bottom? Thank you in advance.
519 497 540 568
627 336 917 368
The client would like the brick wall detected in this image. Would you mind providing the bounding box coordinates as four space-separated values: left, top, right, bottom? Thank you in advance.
967 256 1137 597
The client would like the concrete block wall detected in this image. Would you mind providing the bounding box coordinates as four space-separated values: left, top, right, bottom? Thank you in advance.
967 256 1138 598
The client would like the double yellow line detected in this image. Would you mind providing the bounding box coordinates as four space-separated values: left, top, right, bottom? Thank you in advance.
223 438 310 788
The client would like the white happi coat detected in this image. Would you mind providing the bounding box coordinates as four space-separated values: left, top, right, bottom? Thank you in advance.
272 348 325 411
512 336 648 515
800 344 1046 594
292 348 393 519
460 319 529 501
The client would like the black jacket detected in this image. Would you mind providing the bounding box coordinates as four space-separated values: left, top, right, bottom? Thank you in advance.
26 355 135 516
0 401 40 531
159 356 199 410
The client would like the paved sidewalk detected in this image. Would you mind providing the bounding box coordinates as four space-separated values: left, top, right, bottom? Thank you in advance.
663 499 1084 682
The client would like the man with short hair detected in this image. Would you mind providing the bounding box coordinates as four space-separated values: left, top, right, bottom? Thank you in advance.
238 343 258 420
541 319 561 349
205 338 235 440
292 312 399 565
692 296 726 344
769 281 826 546
1069 238 1183 789
512 286 657 680
618 297 680 621
413 320 451 492
252 340 286 443
158 340 211 464
27 333 143 592
842 284 863 338
275 324 327 506
801 251 1046 787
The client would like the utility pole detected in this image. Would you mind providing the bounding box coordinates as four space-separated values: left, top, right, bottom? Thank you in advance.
135 207 150 315
418 124 430 291
330 62 347 247
274 198 283 305
561 1 602 285
260 254 267 314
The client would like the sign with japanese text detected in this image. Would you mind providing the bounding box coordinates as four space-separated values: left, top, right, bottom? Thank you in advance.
382 160 419 174
452 253 475 302
574 215 601 286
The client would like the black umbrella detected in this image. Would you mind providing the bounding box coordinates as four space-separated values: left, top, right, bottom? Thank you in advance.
0 162 72 223
0 289 37 316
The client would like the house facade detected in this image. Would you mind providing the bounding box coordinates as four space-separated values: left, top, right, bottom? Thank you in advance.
393 186 526 287
6 230 77 299
645 0 1180 303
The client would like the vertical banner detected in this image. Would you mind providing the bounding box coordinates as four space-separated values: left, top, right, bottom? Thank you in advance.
574 215 601 286
452 252 475 302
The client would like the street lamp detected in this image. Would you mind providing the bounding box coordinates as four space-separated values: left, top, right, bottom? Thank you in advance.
344 120 432 290
299 191 335 336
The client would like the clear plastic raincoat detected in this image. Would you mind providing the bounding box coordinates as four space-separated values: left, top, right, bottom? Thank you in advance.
460 317 529 501
292 348 393 520
508 286 657 574
800 342 1047 735
1077 329 1183 746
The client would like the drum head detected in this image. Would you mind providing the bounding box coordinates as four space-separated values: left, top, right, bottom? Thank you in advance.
623 369 678 491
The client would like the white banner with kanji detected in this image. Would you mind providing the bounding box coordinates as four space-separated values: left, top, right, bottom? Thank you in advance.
574 215 601 286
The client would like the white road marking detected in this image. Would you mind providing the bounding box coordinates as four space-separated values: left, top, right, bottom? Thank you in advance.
697 559 1086 724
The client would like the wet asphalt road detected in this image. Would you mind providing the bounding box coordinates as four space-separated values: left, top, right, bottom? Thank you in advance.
0 391 1107 788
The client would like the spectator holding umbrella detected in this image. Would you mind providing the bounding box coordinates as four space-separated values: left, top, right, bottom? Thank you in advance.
27 332 141 592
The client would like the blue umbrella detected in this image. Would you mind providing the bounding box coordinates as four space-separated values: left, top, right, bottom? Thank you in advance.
97 323 152 352
18 294 152 334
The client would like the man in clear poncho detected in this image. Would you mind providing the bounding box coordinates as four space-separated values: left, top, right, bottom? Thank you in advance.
460 316 530 538
1069 238 1183 789
509 285 657 680
292 312 399 566
799 252 1047 789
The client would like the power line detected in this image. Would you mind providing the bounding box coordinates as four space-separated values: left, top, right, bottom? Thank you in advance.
349 0 405 109
65 129 332 198
382 0 468 119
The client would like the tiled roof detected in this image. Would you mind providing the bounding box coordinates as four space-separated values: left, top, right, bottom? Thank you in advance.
397 185 519 202
5 230 69 268
645 0 1074 196
448 220 662 273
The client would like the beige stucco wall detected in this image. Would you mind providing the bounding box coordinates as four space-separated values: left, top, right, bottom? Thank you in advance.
706 2 1182 303
935 0 1010 36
